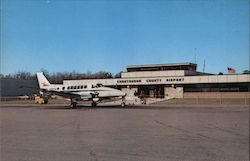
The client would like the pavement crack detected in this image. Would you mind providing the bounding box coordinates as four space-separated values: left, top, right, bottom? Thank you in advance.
209 124 248 137
154 120 220 141
154 120 192 134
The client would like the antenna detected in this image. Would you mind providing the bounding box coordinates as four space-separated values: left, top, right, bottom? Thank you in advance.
203 60 206 73
194 48 197 64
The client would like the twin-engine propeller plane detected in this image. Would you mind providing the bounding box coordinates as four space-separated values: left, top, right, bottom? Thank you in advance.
37 72 126 108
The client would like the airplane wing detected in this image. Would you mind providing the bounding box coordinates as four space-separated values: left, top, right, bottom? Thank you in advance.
42 90 99 100
42 90 81 99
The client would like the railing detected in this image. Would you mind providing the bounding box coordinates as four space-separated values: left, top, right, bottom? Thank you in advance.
1 95 249 105
157 98 249 105
133 94 250 105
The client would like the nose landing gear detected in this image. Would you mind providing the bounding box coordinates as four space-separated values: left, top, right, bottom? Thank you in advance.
121 96 126 107
121 102 126 107
70 98 77 108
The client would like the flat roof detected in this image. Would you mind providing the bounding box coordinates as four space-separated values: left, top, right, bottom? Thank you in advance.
127 62 197 69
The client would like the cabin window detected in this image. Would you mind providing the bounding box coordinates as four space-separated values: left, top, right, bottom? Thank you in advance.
77 86 80 89
74 86 77 89
80 85 83 89
57 87 59 90
67 86 70 90
84 85 87 88
70 86 73 89
62 87 65 90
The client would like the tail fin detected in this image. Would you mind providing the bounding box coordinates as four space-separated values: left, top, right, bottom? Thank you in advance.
36 72 51 89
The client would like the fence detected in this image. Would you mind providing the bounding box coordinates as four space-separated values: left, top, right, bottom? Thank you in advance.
156 97 250 105
1 92 250 105
139 92 250 105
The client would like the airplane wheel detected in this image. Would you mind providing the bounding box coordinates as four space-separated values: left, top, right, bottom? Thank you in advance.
91 102 97 107
121 102 126 107
71 102 77 108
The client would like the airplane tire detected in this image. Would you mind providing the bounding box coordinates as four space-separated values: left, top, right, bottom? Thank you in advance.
121 102 126 107
71 102 77 108
91 102 97 107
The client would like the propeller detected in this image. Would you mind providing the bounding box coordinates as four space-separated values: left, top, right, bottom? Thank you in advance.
90 92 99 98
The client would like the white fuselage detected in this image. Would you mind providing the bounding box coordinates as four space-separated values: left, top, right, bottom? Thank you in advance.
47 84 125 99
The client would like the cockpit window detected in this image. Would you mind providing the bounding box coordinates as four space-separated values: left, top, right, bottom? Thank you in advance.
92 84 102 88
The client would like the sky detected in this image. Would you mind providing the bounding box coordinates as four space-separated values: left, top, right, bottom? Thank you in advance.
1 0 249 75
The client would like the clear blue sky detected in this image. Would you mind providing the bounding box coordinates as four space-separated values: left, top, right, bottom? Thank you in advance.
1 0 249 75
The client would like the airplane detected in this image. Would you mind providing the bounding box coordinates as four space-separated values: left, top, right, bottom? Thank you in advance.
36 72 126 108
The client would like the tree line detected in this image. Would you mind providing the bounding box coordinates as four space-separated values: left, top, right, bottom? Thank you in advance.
0 70 122 84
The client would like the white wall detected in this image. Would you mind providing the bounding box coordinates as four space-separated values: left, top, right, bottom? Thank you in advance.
121 70 197 78
165 87 183 98
63 74 250 86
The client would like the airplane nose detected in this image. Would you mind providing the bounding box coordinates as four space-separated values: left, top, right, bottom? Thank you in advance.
116 89 125 96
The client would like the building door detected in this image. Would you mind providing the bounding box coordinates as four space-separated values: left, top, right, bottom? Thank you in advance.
138 85 164 98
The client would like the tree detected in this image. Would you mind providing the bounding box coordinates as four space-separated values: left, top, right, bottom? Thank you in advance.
1 69 114 82
114 71 122 78
243 70 250 74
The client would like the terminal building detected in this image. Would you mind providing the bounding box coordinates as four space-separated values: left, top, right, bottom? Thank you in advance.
63 62 250 101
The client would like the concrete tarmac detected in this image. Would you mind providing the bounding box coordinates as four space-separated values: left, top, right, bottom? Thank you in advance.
1 105 249 161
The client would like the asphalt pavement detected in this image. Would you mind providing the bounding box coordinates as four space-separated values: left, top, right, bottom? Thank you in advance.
1 104 249 161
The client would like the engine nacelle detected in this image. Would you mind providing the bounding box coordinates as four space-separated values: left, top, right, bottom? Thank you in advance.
93 98 99 102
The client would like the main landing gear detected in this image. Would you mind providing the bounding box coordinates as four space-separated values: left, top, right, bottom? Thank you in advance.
70 99 77 108
91 101 97 107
